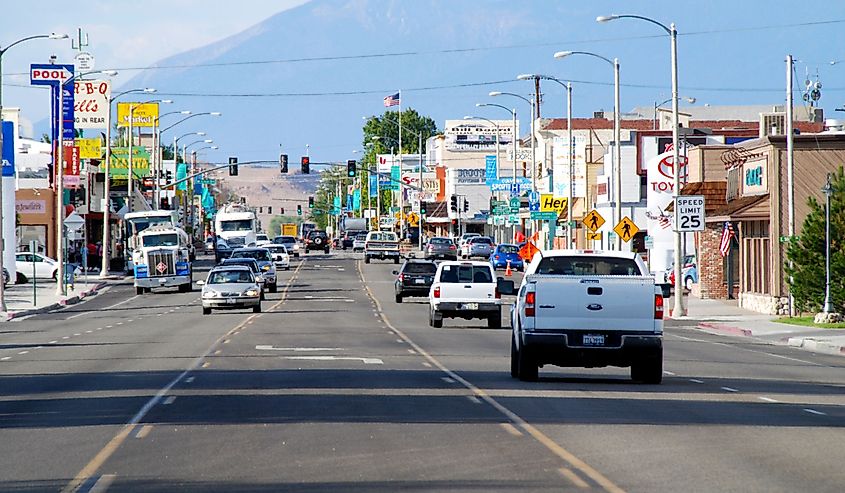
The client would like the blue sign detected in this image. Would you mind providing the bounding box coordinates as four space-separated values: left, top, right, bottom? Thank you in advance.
369 174 378 197
176 163 188 191
32 64 75 143
485 155 497 184
352 189 361 210
1 121 15 177
528 191 540 212
30 64 73 86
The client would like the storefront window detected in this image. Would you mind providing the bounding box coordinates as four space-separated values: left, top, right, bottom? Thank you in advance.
17 225 47 254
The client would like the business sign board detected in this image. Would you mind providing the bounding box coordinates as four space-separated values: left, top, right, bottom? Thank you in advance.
75 138 102 159
1 121 14 177
30 64 72 85
489 177 531 192
506 147 533 163
485 155 497 183
73 79 110 129
74 52 95 71
539 194 567 214
116 102 159 127
454 168 485 185
444 120 515 152
109 146 150 177
552 135 587 198
674 195 705 232
742 157 768 196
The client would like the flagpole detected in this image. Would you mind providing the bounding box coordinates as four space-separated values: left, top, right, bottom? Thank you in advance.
398 90 404 240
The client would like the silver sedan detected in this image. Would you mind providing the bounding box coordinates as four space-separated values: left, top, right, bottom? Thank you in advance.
199 266 262 315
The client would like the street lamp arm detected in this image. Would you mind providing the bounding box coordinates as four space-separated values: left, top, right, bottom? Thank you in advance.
555 50 614 67
490 91 532 106
477 102 514 115
599 14 671 35
160 111 220 134
1 34 52 54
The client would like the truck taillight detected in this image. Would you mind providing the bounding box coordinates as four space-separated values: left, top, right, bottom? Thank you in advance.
495 287 501 299
525 291 535 317
398 274 404 282
654 294 664 320
433 286 440 298
449 245 456 250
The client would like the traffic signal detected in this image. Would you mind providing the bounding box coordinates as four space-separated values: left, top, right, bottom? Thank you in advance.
464 198 469 213
301 156 310 174
420 202 427 216
308 196 315 208
347 159 356 178
450 195 458 212
228 156 238 176
297 204 302 216
280 154 288 173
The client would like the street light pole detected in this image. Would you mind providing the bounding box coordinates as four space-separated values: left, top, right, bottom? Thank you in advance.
0 32 67 309
465 116 501 242
477 102 519 242
823 173 834 314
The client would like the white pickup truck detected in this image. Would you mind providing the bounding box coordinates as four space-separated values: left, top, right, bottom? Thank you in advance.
428 261 514 330
509 250 664 383
364 231 401 264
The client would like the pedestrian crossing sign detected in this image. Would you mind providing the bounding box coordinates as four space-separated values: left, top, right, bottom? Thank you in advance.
613 216 639 243
587 231 602 241
584 209 605 232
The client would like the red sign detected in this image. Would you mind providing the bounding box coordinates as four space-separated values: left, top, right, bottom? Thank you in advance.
62 140 81 176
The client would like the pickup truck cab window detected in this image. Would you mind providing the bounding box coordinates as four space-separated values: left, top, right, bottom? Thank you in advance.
535 256 641 276
440 265 493 283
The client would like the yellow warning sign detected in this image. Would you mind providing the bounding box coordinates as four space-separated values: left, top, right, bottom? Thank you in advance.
587 231 602 241
613 216 639 243
584 209 605 232
407 212 419 226
540 194 568 214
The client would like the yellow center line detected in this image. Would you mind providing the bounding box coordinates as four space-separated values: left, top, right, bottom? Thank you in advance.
357 259 626 493
60 259 307 493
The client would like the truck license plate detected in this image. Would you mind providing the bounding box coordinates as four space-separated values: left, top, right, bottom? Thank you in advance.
462 303 478 310
414 279 425 284
583 334 605 346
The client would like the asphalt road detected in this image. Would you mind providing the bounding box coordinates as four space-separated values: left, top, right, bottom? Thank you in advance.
2 252 845 492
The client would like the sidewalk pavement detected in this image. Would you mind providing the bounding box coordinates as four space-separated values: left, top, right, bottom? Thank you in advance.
2 271 128 321
670 295 845 357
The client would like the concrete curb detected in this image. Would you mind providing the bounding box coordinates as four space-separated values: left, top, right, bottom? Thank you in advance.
4 281 109 321
696 321 754 337
786 337 845 356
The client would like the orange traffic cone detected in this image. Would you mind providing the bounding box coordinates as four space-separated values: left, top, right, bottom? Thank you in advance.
505 260 512 277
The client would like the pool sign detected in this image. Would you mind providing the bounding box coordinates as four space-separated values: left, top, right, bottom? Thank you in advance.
674 195 705 232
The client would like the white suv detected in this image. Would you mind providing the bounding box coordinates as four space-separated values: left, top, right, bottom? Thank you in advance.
428 261 512 329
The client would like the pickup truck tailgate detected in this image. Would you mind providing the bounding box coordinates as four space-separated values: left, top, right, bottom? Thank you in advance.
532 276 656 332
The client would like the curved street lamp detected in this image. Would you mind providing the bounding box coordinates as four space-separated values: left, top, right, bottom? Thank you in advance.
0 32 68 309
597 13 685 316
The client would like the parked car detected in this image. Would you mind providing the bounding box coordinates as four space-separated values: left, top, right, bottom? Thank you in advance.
429 260 511 329
341 230 367 250
15 252 81 280
304 230 330 253
255 233 272 247
229 247 277 293
462 236 495 259
393 259 437 303
424 236 458 260
490 243 524 271
668 260 699 291
352 232 368 252
198 265 261 315
265 244 290 270
204 237 215 254
273 235 300 257
219 258 265 299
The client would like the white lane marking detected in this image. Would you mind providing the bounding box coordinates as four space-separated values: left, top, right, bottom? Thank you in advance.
96 328 102 331
422 362 432 368
163 396 176 405
395 339 404 343
49 340 58 344
467 395 482 404
689 379 704 384
442 377 456 384
62 336 70 340
87 474 116 493
670 332 827 367
804 408 826 416
663 370 675 376
282 356 383 365
18 351 28 355
105 325 113 328
721 387 739 393
74 333 81 336
501 423 523 437
185 377 195 383
66 294 140 320
127 319 134 322
407 349 417 354
255 345 345 352
85 330 92 334
1 356 11 361
135 425 153 439
759 397 779 403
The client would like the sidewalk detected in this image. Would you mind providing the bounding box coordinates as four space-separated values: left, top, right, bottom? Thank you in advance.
2 272 127 321
671 295 845 357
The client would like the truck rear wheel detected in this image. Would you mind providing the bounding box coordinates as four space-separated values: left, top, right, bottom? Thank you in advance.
430 308 442 328
136 286 144 295
394 257 399 264
517 346 538 382
202 307 211 315
631 351 663 384
510 336 520 378
488 309 502 330
364 256 370 264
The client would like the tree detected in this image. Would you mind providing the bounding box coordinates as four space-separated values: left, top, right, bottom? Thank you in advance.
267 215 302 237
786 168 845 313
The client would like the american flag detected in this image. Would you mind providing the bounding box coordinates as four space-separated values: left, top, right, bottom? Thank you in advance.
383 92 400 107
719 221 735 256
657 214 672 229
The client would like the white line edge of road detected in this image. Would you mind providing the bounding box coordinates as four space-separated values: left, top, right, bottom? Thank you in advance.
65 293 138 320
356 259 626 493
61 259 308 493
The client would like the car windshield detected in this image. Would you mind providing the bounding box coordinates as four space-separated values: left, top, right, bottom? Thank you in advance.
231 250 272 261
220 219 253 232
222 260 258 272
208 270 254 284
266 245 287 254
275 236 296 244
430 238 451 245
142 233 179 247
439 265 493 283
403 263 437 274
498 245 519 254
535 256 641 276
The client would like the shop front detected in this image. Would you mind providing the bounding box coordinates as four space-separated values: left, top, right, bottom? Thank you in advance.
16 189 56 258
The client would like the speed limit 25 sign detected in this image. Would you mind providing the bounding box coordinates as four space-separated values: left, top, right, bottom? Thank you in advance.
674 195 705 232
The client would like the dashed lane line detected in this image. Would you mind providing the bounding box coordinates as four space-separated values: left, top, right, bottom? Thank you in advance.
804 408 827 416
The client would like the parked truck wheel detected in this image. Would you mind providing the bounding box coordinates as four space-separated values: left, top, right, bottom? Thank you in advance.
136 286 144 295
631 352 663 384
179 283 191 293
517 347 538 382
202 307 211 315
510 336 520 379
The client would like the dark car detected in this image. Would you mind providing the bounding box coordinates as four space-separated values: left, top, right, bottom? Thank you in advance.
425 236 458 260
393 259 437 303
304 230 330 253
341 230 366 250
273 235 300 257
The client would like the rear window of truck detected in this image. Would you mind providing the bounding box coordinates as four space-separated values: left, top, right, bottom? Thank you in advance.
535 256 641 276
439 265 493 283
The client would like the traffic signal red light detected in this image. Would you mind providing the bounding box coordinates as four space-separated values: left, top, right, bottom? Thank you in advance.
301 156 310 174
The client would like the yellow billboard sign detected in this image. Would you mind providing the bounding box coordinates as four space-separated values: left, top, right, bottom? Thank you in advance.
116 102 159 128
282 224 298 236
75 138 102 160
539 194 568 214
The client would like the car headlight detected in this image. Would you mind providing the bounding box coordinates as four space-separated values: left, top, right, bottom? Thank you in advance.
262 264 271 271
244 289 259 297
293 244 299 251
203 289 219 298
